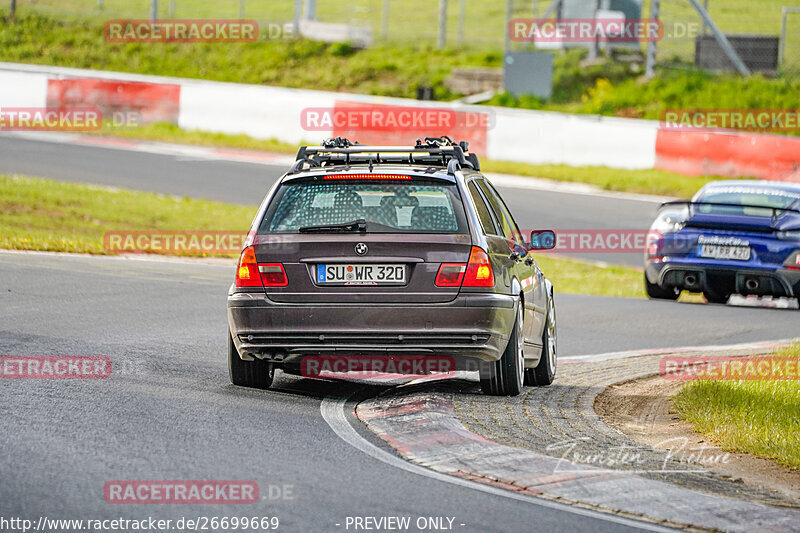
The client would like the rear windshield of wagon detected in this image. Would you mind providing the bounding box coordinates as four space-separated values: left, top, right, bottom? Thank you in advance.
259 177 469 234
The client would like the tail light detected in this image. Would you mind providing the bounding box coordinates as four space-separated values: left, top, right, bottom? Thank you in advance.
259 263 288 286
785 251 800 271
324 174 411 180
435 264 466 287
463 246 494 288
646 231 664 262
235 247 288 288
235 246 262 288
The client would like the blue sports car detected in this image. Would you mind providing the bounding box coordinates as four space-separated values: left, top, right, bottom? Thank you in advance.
644 180 800 305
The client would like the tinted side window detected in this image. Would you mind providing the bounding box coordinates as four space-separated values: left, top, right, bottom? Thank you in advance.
477 180 519 243
468 181 499 235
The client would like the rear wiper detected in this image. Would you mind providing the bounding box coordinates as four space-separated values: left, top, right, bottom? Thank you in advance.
298 219 367 233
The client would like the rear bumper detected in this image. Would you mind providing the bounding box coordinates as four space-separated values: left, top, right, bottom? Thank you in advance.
645 261 800 297
227 291 516 365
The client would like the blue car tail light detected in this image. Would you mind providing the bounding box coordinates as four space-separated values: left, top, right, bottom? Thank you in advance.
784 251 800 271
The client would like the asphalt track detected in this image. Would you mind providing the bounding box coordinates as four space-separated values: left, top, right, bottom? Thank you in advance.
1 134 797 531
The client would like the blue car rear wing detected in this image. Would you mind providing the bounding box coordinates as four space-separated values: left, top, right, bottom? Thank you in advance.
661 200 800 226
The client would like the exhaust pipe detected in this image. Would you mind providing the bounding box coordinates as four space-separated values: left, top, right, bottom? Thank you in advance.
684 274 699 288
745 278 759 291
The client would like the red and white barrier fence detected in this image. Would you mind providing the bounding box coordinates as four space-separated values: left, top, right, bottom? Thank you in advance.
1 62 797 181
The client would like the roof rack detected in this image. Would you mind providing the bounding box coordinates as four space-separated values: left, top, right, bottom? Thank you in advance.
288 136 481 175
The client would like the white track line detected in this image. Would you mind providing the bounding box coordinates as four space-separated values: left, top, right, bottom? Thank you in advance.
320 393 674 532
562 338 799 363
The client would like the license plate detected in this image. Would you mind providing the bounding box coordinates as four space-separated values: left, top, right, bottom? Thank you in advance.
700 245 751 261
316 264 406 285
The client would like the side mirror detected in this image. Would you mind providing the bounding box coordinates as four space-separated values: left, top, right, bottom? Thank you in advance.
528 230 556 250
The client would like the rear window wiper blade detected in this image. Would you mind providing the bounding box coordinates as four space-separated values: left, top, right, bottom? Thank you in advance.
298 219 367 233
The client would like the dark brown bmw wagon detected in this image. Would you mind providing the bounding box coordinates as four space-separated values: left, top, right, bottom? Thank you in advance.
227 138 557 396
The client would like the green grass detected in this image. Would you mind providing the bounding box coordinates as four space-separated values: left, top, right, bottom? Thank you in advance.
0 174 648 298
12 0 800 65
1 9 799 120
673 343 800 470
536 254 645 299
0 174 254 255
4 0 510 46
488 68 800 124
0 11 498 100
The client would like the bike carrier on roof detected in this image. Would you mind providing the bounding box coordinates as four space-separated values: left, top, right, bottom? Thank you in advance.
288 136 481 176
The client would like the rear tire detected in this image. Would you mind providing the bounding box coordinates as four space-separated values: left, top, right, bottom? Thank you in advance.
228 332 274 389
480 303 524 396
645 273 679 301
525 291 557 386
